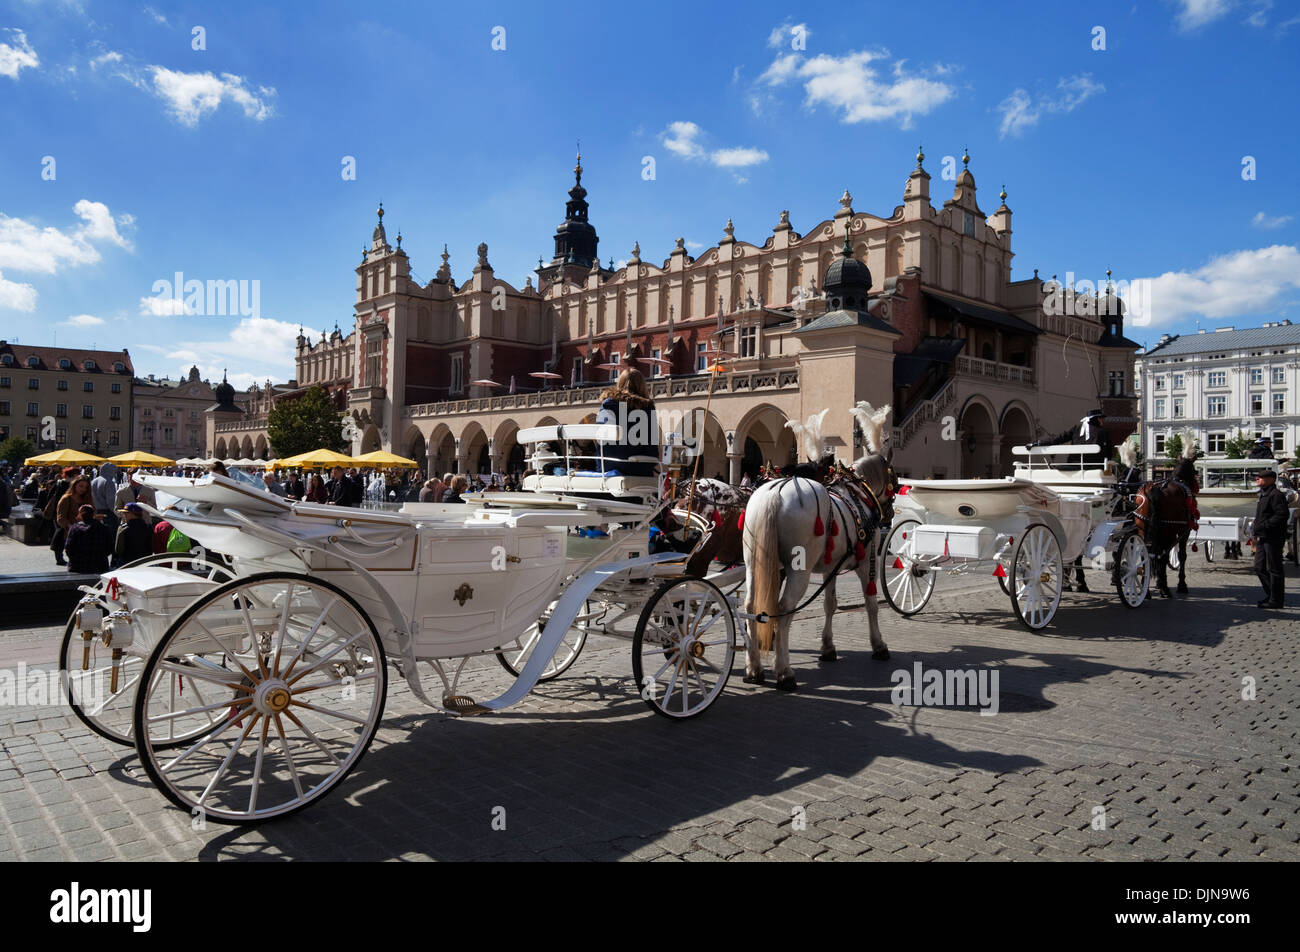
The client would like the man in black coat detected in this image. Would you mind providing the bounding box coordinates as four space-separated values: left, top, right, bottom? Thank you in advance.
1247 436 1276 460
325 466 349 506
1251 469 1288 608
1030 410 1112 471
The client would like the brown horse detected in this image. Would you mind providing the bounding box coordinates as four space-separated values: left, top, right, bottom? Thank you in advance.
1132 479 1193 597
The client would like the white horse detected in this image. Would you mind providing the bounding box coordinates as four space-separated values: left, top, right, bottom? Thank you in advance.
741 403 895 691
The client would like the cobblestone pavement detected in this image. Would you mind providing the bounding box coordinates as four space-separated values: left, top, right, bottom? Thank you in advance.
0 554 1296 861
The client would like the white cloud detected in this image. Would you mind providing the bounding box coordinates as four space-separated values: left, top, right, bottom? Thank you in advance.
756 49 953 128
685 240 704 251
1252 211 1292 229
0 272 37 311
1131 245 1300 326
1245 0 1273 27
659 121 769 178
0 28 39 80
161 317 299 388
148 66 276 126
767 22 810 50
139 294 193 316
90 50 123 69
0 200 134 298
1171 0 1234 29
142 6 169 26
65 313 104 326
998 74 1105 138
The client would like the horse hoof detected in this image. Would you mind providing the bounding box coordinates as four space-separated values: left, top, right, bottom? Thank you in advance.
819 649 837 663
1176 584 1188 595
1159 589 1173 599
775 676 797 692
872 648 891 661
742 671 765 685
1076 584 1090 594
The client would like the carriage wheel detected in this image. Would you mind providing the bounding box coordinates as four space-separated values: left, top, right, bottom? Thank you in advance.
881 519 937 616
1009 524 1062 630
495 599 590 682
133 573 387 824
1113 532 1150 609
59 553 237 746
632 577 735 720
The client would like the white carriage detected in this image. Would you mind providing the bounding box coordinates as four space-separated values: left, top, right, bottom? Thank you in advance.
879 445 1150 629
1167 457 1278 564
60 425 749 823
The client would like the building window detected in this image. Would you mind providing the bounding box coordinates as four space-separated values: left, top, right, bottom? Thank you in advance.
650 348 661 378
1172 373 1184 390
114 362 125 373
1109 370 1124 396
1207 432 1226 453
81 428 92 443
1154 398 1165 418
59 358 71 369
1154 433 1166 455
142 408 152 418
1207 396 1227 417
109 430 120 446
162 427 174 442
696 343 708 372
0 376 8 387
1273 430 1286 456
26 401 38 416
365 337 382 386
0 401 8 415
28 378 38 389
1274 392 1285 414
1172 397 1184 419
111 382 121 394
1251 393 1263 414
189 409 198 421
56 403 67 418
1272 366 1285 385
164 408 174 418
0 425 7 439
26 425 37 440
1250 367 1263 385
82 405 94 419
449 354 463 395
55 427 65 444
739 326 757 359
110 405 120 420
1207 370 1226 387
27 356 38 368
1153 375 1165 391
83 359 95 371
83 381 93 392
58 379 68 391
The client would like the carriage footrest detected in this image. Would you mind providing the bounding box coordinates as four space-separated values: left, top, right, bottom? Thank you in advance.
443 694 491 716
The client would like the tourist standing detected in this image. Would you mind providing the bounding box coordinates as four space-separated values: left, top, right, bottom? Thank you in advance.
1251 469 1288 609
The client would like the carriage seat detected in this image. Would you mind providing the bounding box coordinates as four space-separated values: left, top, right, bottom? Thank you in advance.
522 465 658 501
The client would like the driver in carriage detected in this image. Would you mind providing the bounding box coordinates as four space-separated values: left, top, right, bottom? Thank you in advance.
594 368 658 478
1248 435 1277 461
1028 409 1113 470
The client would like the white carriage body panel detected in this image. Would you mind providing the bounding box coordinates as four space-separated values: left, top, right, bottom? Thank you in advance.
1191 516 1252 544
912 525 996 560
899 477 1059 520
108 566 220 652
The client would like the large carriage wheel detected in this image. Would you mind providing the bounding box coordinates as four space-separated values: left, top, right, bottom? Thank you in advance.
495 599 591 682
632 577 735 720
133 573 387 824
881 519 937 616
1009 524 1062 630
1113 531 1150 608
59 552 236 746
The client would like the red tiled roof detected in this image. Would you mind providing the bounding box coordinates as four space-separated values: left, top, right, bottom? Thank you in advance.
0 341 133 374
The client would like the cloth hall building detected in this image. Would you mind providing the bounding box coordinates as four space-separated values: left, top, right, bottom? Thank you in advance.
209 151 1139 480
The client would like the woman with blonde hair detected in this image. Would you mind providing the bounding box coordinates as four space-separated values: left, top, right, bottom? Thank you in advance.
596 367 658 477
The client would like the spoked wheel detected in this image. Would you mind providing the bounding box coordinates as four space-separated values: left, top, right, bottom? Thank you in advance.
133 573 387 824
495 599 591 682
633 577 735 719
1009 524 1063 630
59 553 237 746
881 519 937 616
1113 532 1150 608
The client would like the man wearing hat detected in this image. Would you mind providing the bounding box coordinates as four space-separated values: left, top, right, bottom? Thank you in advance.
113 501 153 567
1031 409 1113 471
1247 435 1276 461
1251 468 1289 608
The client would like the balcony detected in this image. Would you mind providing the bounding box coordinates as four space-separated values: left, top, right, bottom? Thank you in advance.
954 355 1035 386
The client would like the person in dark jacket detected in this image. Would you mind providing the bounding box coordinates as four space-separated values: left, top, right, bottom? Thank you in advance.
65 504 112 574
284 472 306 501
441 475 467 504
1247 437 1276 460
325 466 349 506
594 368 658 477
113 502 153 566
1030 410 1112 470
1251 469 1288 608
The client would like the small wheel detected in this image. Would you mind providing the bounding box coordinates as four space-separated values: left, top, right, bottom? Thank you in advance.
1114 532 1150 608
59 554 237 746
133 573 387 824
1009 524 1062 630
881 519 936 616
495 599 590 682
633 577 735 720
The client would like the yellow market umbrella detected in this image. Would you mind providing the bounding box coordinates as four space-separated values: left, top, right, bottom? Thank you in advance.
352 450 419 469
272 448 356 471
108 450 176 469
24 448 106 467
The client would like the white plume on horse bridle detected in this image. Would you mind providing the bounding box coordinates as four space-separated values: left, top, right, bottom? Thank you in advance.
850 401 892 456
785 408 830 462
1118 435 1138 469
1182 430 1198 459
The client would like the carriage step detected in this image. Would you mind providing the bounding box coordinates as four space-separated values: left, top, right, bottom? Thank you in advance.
442 694 491 716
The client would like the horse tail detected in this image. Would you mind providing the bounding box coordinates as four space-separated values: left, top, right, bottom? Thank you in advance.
744 486 785 653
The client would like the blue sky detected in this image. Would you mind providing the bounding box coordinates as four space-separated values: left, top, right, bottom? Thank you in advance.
1 0 1297 388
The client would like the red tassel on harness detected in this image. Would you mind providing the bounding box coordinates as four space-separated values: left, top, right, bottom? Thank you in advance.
893 556 904 570
830 519 839 536
814 515 824 536
855 542 867 561
866 579 877 596
711 509 721 527
993 562 1007 579
737 510 745 531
